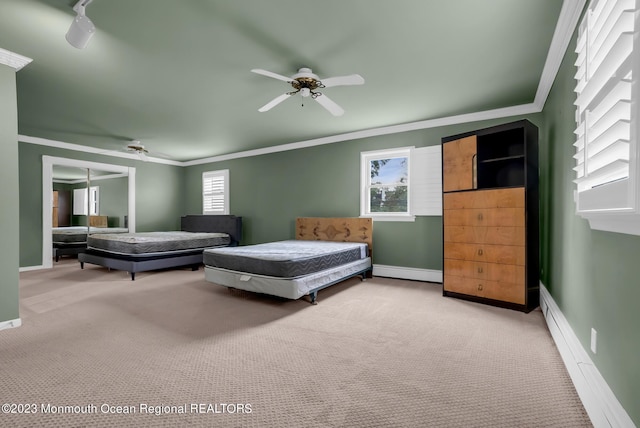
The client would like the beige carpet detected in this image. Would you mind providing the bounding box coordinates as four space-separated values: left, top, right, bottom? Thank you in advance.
2 259 591 427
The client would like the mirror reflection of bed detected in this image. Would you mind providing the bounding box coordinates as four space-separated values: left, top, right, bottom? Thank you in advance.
51 165 129 262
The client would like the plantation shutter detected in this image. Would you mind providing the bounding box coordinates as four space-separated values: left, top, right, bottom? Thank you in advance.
73 188 87 215
72 187 98 215
574 0 638 211
410 145 442 216
203 170 229 215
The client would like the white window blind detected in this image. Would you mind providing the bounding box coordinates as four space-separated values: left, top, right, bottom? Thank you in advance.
203 170 229 215
410 146 442 216
574 0 638 213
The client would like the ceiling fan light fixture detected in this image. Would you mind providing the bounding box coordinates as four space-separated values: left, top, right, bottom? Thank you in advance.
66 0 95 49
251 67 364 116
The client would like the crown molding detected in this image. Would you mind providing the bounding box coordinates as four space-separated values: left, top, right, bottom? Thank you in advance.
183 103 540 166
0 47 33 71
534 0 586 110
17 0 583 167
184 0 583 166
18 103 541 168
53 172 127 185
18 135 182 166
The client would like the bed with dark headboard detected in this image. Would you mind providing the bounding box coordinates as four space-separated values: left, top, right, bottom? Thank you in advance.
203 217 372 304
78 215 242 280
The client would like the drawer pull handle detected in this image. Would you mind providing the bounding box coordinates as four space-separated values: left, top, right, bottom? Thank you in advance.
477 249 483 256
477 267 483 273
477 213 483 221
477 284 483 291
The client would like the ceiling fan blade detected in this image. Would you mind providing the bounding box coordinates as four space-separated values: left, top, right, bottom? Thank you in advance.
258 93 293 112
314 93 345 116
251 69 293 83
320 74 365 88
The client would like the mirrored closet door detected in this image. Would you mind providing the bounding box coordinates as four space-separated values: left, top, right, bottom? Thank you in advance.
43 156 135 269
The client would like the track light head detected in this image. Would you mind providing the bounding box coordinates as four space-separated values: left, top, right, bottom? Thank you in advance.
66 0 95 49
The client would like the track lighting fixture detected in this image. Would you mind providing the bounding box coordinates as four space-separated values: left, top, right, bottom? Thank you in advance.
66 0 95 49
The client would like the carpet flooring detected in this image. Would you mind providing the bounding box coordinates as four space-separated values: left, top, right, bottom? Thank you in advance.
1 259 592 427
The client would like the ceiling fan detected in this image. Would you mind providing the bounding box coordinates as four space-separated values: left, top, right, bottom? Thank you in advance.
122 140 169 161
251 67 364 116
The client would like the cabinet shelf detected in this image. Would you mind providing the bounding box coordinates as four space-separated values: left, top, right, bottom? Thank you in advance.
478 157 525 188
479 155 525 163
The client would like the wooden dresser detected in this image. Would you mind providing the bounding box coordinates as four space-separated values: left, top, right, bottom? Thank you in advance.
441 120 539 312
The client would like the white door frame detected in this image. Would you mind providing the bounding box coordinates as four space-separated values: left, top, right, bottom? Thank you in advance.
42 156 136 269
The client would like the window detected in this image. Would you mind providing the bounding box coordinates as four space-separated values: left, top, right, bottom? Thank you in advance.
360 146 441 221
203 169 229 215
574 0 640 235
73 186 99 215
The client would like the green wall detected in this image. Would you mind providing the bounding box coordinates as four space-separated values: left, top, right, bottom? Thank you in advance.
97 176 128 227
0 65 20 323
540 17 640 426
61 177 128 227
183 114 541 270
18 143 186 267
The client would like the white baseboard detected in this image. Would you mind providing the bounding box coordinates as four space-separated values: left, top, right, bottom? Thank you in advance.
19 265 46 272
373 264 442 283
540 283 636 428
0 318 22 331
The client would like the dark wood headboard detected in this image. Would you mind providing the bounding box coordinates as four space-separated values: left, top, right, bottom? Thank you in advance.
181 215 243 246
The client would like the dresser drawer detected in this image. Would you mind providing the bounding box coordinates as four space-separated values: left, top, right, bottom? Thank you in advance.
444 275 525 305
444 207 524 227
444 226 525 246
444 242 525 265
444 259 524 283
444 187 525 209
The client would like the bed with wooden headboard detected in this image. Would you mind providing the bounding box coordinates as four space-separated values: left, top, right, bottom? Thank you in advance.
203 217 373 304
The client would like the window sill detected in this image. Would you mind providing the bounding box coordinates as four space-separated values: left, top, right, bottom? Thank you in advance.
362 215 416 222
578 211 640 236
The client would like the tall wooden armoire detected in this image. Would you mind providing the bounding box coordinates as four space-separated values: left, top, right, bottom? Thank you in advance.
52 190 71 227
441 120 539 312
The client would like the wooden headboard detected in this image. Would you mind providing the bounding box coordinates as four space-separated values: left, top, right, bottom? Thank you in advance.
295 217 373 255
89 215 108 228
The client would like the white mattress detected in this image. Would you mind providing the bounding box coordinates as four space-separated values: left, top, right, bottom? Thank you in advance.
205 257 371 300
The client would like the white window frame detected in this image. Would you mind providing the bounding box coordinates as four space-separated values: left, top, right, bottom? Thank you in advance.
73 186 99 216
360 146 442 221
574 0 640 235
203 169 229 215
